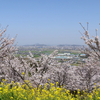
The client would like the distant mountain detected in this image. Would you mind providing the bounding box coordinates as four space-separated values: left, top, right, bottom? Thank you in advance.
57 44 84 46
23 44 48 46
20 44 84 47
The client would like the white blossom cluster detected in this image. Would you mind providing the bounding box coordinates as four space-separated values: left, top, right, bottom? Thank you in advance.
0 25 100 92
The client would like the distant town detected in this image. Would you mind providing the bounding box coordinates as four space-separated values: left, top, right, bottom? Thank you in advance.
17 44 86 51
15 44 88 66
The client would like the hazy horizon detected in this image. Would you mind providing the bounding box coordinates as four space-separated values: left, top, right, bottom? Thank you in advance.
16 42 86 46
1 0 100 46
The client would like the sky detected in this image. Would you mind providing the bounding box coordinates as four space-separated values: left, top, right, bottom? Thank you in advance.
0 0 100 46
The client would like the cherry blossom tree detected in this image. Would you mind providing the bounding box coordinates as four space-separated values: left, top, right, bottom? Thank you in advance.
1 23 100 93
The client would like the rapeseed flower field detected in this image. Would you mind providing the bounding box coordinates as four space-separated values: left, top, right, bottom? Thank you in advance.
0 79 100 100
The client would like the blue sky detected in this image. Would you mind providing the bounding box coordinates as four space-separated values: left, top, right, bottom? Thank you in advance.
0 0 100 45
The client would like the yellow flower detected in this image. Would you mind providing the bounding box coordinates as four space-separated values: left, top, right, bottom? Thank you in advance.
49 94 54 98
0 87 2 90
36 97 41 100
56 97 60 100
96 91 99 95
77 89 80 94
11 81 14 84
88 95 92 99
25 80 29 83
66 90 70 94
22 72 25 75
24 97 27 100
56 82 59 86
16 82 19 85
50 83 54 87
1 82 3 86
2 79 4 81
10 97 13 99
70 98 74 100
